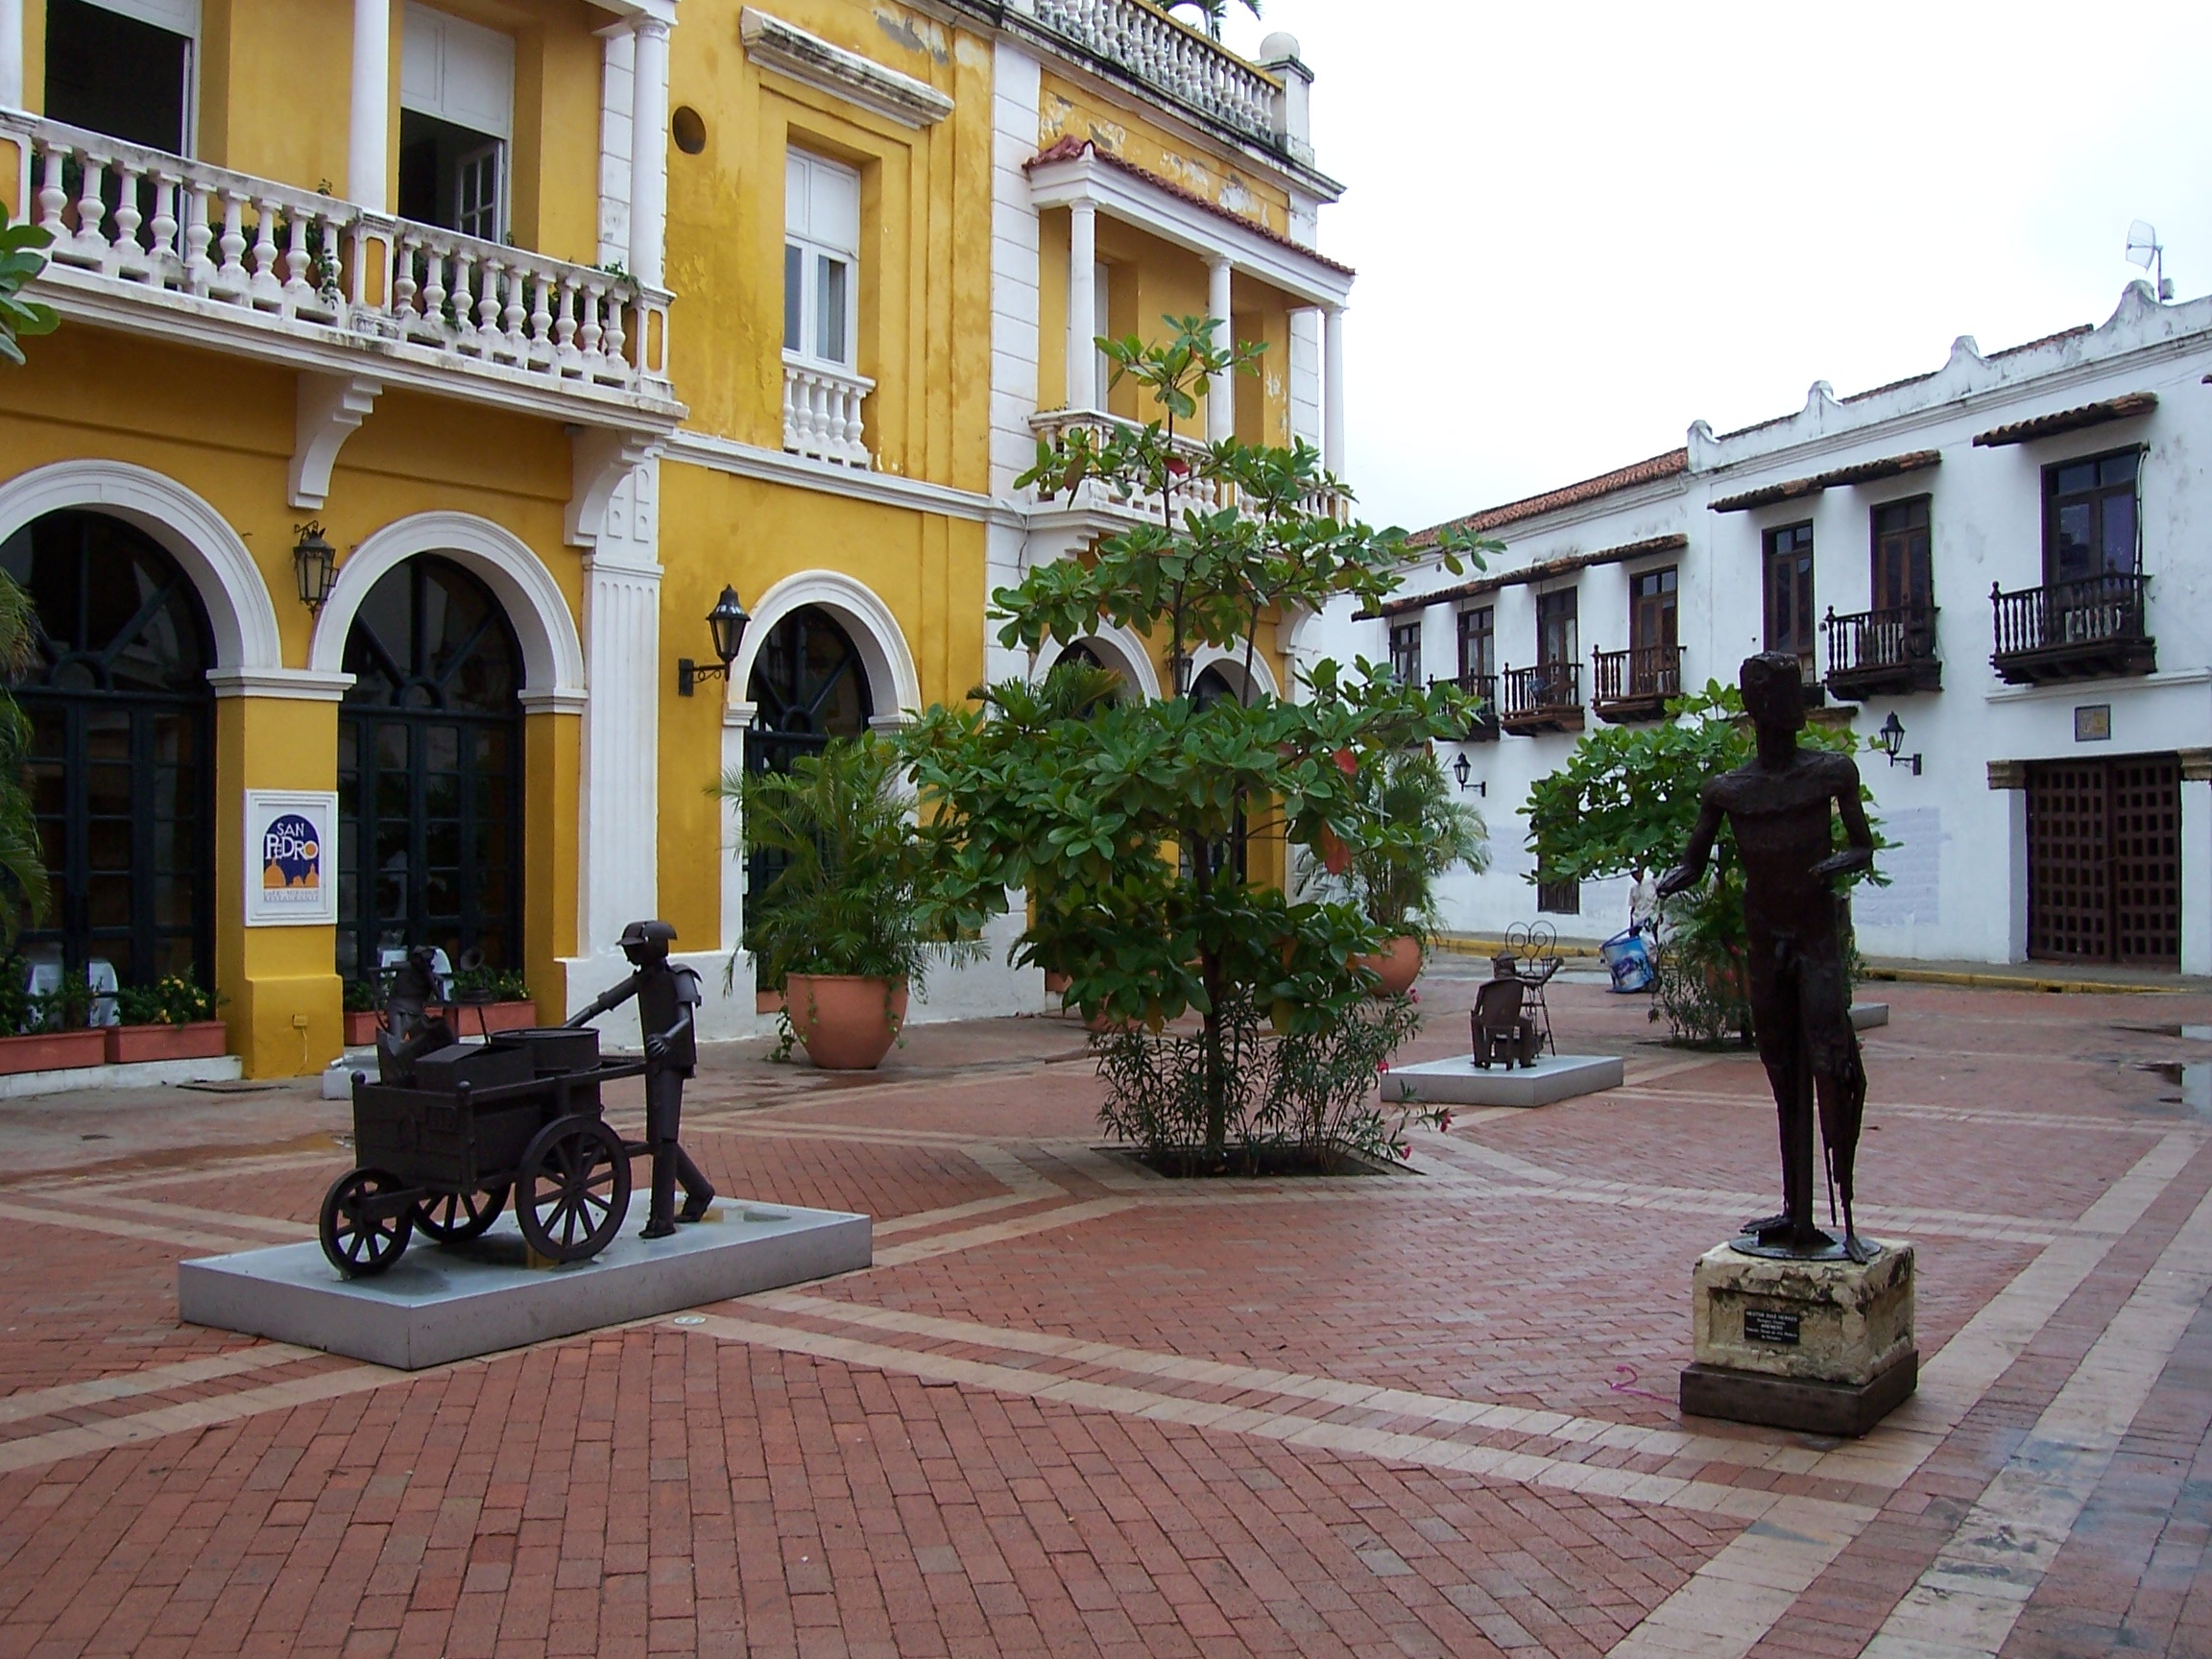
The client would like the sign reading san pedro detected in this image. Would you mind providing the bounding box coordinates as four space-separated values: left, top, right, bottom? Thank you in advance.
242 791 339 926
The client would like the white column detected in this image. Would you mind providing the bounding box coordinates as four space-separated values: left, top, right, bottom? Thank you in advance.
575 464 662 974
1206 256 1235 442
626 16 671 288
2182 760 2212 977
349 0 390 211
1322 305 1346 475
721 702 755 955
1066 200 1096 410
0 0 23 110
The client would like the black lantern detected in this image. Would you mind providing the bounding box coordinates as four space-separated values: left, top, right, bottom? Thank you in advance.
1451 751 1486 797
293 521 338 613
1874 710 1921 775
678 586 751 696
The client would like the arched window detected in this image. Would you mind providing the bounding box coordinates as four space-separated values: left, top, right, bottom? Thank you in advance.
338 556 524 986
1190 664 1248 882
4 509 215 991
742 604 875 899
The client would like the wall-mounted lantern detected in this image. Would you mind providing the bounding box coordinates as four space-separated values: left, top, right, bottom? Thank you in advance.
1452 751 1486 796
293 521 338 613
1875 710 1922 775
678 586 751 697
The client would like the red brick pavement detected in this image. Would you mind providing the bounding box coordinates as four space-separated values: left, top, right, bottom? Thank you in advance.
0 978 2205 1657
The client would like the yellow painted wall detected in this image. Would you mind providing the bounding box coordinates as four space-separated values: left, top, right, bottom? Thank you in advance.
660 0 994 491
0 325 586 1073
655 460 986 950
1037 67 1290 236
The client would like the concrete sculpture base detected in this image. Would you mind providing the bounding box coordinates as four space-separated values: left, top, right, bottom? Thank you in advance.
1381 1052 1624 1108
180 1202 871 1370
1680 1238 1916 1436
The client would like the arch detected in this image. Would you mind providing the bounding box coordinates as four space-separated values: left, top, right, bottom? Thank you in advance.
1188 643 1279 703
309 512 586 699
1040 625 1162 701
730 568 920 718
0 459 282 671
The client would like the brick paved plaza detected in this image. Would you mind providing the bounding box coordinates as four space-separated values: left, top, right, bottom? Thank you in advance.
0 967 2208 1659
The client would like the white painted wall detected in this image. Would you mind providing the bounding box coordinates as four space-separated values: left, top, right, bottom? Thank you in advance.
1308 282 2212 965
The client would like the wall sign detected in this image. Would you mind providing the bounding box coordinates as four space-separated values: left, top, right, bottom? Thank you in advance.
2074 704 2112 742
1743 1309 1801 1346
243 791 339 926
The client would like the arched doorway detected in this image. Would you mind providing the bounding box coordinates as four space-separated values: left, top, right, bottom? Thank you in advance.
4 509 215 989
337 557 525 987
1191 664 1248 881
742 603 874 899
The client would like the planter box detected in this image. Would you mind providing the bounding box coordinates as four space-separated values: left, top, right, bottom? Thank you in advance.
756 988 785 1017
436 1001 539 1035
106 1021 229 1066
345 1010 381 1046
0 1028 108 1075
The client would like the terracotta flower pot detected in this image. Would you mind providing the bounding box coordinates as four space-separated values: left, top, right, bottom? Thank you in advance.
439 1000 541 1036
1353 934 1423 998
105 1021 229 1065
344 1010 381 1046
1044 971 1071 998
756 987 785 1017
0 1028 108 1075
783 975 909 1070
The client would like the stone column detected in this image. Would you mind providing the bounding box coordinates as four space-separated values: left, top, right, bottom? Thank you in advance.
1322 305 1346 475
0 0 23 109
1206 255 1235 442
2182 749 2212 977
626 15 671 288
576 464 662 969
720 701 755 957
1066 200 1096 410
1986 760 2030 964
349 0 390 211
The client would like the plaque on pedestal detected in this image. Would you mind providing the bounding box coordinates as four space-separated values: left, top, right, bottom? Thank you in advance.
1679 1238 1916 1437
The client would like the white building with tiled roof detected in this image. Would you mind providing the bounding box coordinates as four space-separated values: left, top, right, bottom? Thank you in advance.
1305 283 2212 976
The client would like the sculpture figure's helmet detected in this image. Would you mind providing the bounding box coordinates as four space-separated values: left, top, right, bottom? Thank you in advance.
1739 652 1808 735
618 919 679 965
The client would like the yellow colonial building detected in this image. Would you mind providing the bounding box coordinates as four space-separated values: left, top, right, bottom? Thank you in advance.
0 0 1355 1075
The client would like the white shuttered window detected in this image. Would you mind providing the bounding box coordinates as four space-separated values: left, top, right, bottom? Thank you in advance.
783 150 860 369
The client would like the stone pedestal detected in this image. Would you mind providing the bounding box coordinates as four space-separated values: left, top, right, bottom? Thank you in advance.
1679 1238 1916 1436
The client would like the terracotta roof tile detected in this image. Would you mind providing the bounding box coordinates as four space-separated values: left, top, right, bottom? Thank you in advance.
1413 449 1688 543
1025 139 1357 277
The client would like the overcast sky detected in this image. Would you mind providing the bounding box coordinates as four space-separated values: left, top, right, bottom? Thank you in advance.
1210 0 2212 534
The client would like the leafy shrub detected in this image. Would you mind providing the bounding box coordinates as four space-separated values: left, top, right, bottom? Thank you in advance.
115 972 223 1027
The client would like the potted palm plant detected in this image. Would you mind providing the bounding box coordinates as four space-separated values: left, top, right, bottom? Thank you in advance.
720 734 969 1070
1334 749 1488 997
108 971 228 1064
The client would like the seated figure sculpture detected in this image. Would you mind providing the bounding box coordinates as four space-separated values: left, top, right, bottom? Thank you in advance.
1657 653 1877 1262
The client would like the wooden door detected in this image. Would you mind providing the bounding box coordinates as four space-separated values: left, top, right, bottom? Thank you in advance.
2026 756 2179 966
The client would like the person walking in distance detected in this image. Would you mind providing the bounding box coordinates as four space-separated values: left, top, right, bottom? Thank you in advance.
1657 653 1877 1262
566 920 716 1238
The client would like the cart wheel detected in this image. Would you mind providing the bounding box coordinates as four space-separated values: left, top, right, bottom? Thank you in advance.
412 1183 510 1242
516 1117 631 1262
320 1168 415 1277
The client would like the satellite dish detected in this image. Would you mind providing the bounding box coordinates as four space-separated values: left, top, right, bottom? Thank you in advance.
2123 220 2173 301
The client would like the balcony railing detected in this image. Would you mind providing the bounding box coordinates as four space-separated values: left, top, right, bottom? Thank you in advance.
1027 409 1346 522
1590 643 1683 723
1824 605 1940 699
1989 573 2154 685
8 114 676 417
782 357 875 467
1026 0 1282 148
1499 661 1583 735
1454 671 1500 741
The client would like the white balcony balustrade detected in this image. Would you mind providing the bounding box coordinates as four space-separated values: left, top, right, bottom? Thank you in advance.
7 115 677 418
1026 0 1279 145
1027 408 1346 523
781 357 875 468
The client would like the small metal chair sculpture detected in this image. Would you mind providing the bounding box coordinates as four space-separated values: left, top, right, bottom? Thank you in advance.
1471 976 1542 1070
1504 921 1562 1055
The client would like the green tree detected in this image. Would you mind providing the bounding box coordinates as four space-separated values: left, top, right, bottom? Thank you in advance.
1524 681 1884 1043
904 315 1495 1166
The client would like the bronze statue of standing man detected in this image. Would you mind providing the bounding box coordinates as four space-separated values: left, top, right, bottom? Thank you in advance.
1658 653 1877 1262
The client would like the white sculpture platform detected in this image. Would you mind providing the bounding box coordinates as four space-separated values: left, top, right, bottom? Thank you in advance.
1382 1052 1624 1108
180 1202 871 1370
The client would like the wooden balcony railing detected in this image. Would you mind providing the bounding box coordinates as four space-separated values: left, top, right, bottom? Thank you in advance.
1989 573 2154 685
1499 661 1583 735
1454 671 1500 741
1823 605 1940 698
1590 643 1682 723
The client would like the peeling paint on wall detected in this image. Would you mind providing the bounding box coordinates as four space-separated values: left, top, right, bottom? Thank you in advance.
874 7 947 63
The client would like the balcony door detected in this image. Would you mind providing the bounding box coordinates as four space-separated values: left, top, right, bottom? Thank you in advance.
337 557 525 988
5 509 214 994
2044 450 2139 587
44 0 193 154
398 3 516 241
1763 522 1815 676
1628 566 1677 694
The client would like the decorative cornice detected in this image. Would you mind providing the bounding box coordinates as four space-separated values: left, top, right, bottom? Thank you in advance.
739 8 954 128
205 668 356 702
663 430 996 520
